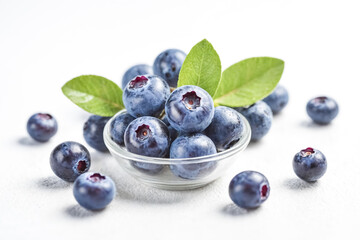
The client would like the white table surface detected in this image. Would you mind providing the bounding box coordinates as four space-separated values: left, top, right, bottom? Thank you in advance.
1 0 359 239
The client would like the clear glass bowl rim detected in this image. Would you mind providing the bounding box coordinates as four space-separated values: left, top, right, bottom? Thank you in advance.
103 109 251 165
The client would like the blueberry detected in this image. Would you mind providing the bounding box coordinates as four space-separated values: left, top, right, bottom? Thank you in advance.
263 85 289 114
73 172 116 210
26 113 58 142
229 171 270 209
162 115 179 143
83 115 110 152
50 141 91 182
153 49 186 88
124 116 170 157
130 161 164 175
235 101 272 141
204 106 244 151
165 85 215 133
121 64 153 90
170 133 217 180
123 75 170 118
110 113 135 146
293 147 327 182
306 96 339 124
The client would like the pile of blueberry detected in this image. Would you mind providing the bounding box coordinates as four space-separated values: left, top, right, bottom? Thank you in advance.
26 48 339 211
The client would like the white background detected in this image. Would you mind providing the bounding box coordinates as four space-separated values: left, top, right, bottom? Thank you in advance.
1 0 359 239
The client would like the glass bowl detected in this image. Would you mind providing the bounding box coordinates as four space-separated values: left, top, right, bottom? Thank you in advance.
104 110 251 190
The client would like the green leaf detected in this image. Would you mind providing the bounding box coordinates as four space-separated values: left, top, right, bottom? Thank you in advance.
213 57 285 107
62 75 124 116
178 39 221 96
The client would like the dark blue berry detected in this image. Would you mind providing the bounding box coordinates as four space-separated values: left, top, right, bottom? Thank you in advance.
110 113 135 146
162 115 179 143
229 171 270 209
130 161 164 175
27 113 58 142
83 115 110 152
165 85 214 133
204 106 244 151
293 147 327 182
263 85 289 114
235 101 272 141
123 75 170 118
50 141 91 182
124 116 170 157
170 133 217 180
153 49 186 87
306 96 339 124
121 64 153 90
73 172 116 210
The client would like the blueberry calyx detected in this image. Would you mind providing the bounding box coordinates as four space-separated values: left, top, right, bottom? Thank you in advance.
314 96 327 103
129 76 148 89
77 160 88 173
261 184 268 199
300 147 315 157
37 113 52 120
88 173 106 182
135 124 152 140
182 91 201 110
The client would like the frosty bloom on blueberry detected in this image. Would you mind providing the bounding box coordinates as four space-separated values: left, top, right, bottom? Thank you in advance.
153 49 186 88
170 133 217 180
229 171 270 209
50 141 91 182
110 113 135 146
262 85 289 114
235 101 273 141
73 172 116 211
121 64 153 90
165 85 215 133
27 113 58 142
306 96 339 124
293 147 327 182
123 75 170 118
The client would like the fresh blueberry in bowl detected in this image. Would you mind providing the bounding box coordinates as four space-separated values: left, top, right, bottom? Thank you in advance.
110 113 135 146
123 75 170 118
162 115 179 143
229 171 270 209
124 116 170 157
306 96 339 124
50 141 91 182
83 115 111 152
262 85 289 114
165 85 215 133
153 49 186 88
170 133 217 180
73 172 116 211
293 147 327 182
204 106 245 151
121 64 153 90
26 113 58 142
235 101 273 141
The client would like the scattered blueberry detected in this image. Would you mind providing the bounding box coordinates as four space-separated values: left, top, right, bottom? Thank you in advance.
124 116 170 157
293 147 327 182
123 75 170 118
110 113 135 146
73 172 116 210
170 133 217 180
26 113 58 142
83 115 110 152
153 49 186 88
235 101 272 141
121 64 153 90
229 171 270 209
263 85 289 114
306 96 339 124
165 85 214 133
50 141 91 182
204 106 244 151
